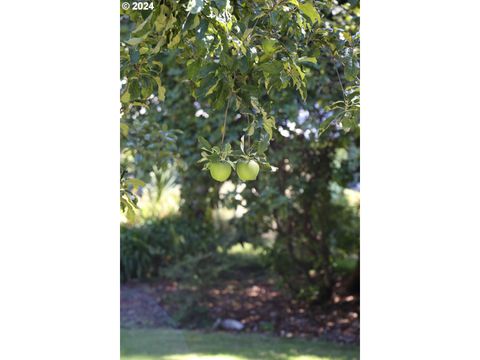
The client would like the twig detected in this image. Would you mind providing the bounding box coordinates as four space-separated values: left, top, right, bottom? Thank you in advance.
333 63 347 103
221 96 232 145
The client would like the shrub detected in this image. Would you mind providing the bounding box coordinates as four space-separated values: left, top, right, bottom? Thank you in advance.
120 216 217 282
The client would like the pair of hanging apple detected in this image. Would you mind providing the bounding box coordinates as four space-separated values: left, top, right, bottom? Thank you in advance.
197 136 272 183
208 159 259 182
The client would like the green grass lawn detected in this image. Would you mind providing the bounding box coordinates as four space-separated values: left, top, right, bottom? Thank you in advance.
121 328 359 360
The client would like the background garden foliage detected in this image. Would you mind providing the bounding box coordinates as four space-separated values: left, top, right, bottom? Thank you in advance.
120 0 359 324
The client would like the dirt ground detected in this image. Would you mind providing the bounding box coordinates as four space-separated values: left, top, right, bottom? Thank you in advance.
121 277 359 344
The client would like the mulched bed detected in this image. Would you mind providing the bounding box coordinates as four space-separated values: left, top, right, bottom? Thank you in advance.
121 282 174 328
121 278 359 344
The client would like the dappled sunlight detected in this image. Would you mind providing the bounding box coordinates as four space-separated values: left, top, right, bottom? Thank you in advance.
122 355 247 360
121 353 352 360
121 329 359 360
162 355 246 360
290 356 343 360
226 243 264 256
120 168 181 224
138 184 180 219
122 353 351 360
214 181 248 220
343 189 360 207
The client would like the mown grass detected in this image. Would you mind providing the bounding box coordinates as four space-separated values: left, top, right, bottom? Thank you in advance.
121 328 359 360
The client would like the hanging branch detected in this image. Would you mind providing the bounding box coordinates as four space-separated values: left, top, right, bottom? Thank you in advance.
221 95 232 145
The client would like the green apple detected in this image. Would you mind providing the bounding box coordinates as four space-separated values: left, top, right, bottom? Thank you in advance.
209 161 232 182
236 160 260 181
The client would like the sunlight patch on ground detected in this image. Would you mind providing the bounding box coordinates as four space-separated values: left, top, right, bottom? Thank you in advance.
164 355 245 360
122 355 246 360
121 328 359 360
227 242 263 256
290 356 337 360
122 355 337 360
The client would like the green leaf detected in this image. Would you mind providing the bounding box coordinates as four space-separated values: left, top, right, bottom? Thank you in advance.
120 87 130 103
343 31 353 44
242 28 254 41
263 116 275 140
129 79 141 100
246 122 255 136
318 116 336 136
198 63 220 78
182 13 199 31
262 39 277 56
298 56 317 64
120 123 129 137
297 1 321 24
250 97 266 118
158 86 166 101
130 49 140 64
196 76 219 99
131 13 152 37
125 178 146 189
154 77 166 101
130 101 149 107
344 53 358 81
256 133 270 155
125 206 136 222
168 33 181 49
186 0 204 14
154 8 168 32
152 36 167 53
140 76 154 98
240 135 245 153
341 111 357 131
206 79 220 96
198 136 212 149
226 160 235 169
125 37 144 46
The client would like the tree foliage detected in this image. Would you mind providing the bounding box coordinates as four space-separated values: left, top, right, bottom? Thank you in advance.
120 0 360 305
121 0 359 158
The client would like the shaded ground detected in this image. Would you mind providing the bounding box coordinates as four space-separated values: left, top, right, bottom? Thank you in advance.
121 328 359 360
121 282 174 328
121 277 359 344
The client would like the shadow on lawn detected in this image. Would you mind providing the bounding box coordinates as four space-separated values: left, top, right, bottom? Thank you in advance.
121 328 359 360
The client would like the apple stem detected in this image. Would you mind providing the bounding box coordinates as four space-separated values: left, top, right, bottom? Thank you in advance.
221 96 232 145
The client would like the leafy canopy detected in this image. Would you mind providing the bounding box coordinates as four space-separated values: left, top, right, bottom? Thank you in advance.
120 0 359 214
121 0 359 147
